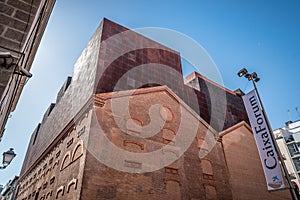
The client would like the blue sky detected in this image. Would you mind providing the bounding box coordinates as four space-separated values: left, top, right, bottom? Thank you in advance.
0 0 299 185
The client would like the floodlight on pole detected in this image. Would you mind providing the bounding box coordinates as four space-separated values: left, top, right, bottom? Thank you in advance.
237 68 297 200
237 68 248 77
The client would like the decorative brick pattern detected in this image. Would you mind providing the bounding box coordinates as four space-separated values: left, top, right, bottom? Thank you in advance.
79 87 233 199
17 121 87 200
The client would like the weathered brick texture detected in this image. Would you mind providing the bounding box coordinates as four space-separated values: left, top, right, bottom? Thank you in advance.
4 28 23 41
221 123 290 199
0 2 14 16
0 0 41 53
79 88 232 199
6 0 38 14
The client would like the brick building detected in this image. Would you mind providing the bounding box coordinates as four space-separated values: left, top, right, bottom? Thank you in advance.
0 0 56 140
16 19 290 199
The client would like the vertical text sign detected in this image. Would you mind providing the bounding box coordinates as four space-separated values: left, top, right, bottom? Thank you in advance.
242 90 284 191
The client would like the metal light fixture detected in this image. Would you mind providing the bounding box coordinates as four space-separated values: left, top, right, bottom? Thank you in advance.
237 67 297 200
245 73 252 81
254 76 260 82
237 68 248 77
252 72 258 79
0 148 16 169
237 67 260 82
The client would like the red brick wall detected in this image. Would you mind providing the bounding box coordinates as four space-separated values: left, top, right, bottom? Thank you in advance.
81 87 233 199
221 123 290 200
16 117 89 200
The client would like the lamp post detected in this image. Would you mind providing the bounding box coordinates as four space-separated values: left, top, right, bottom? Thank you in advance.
237 68 297 200
0 148 16 169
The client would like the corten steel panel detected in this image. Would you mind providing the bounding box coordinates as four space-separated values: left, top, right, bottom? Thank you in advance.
95 19 248 132
95 19 183 95
19 20 104 177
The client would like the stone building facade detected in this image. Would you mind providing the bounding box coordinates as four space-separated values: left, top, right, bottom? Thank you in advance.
16 19 290 199
0 0 56 140
1 176 19 200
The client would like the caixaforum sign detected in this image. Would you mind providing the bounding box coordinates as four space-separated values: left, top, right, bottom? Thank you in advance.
242 90 285 191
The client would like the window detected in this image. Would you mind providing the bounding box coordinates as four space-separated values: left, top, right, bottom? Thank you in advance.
201 158 214 180
159 106 174 122
72 141 83 162
165 167 178 174
165 178 181 200
126 118 142 136
56 151 61 158
50 177 55 184
162 127 175 145
204 184 217 200
67 178 78 193
60 151 71 170
56 186 64 199
67 138 73 148
288 143 300 157
293 157 300 171
285 135 295 143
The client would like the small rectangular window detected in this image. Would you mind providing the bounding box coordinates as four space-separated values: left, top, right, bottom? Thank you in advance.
165 167 178 174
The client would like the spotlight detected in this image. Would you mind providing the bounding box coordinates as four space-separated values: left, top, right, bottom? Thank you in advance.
245 73 252 80
237 68 248 77
254 77 260 82
252 72 258 79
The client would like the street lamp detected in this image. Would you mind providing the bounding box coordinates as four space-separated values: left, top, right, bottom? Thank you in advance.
237 68 297 200
0 148 16 169
237 68 260 82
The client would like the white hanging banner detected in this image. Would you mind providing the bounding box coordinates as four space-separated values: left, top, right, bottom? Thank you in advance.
242 90 285 191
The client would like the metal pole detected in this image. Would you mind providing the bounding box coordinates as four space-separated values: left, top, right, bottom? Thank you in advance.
252 79 298 200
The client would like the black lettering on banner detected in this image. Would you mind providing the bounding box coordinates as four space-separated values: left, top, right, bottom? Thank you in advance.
264 157 277 169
